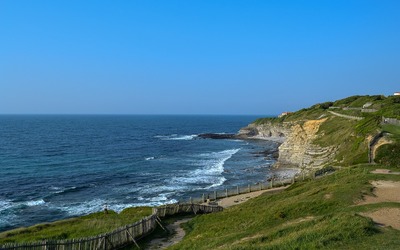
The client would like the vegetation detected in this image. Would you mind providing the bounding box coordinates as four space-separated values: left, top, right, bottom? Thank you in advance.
375 143 400 167
170 166 400 249
0 207 152 244
253 95 400 166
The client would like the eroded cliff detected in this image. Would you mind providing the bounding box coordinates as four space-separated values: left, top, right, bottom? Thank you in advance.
238 118 337 169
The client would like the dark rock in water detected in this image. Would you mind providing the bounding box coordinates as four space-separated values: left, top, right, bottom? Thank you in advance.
251 149 279 160
197 133 236 139
271 150 279 160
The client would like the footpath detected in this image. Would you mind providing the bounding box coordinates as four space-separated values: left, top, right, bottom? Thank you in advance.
145 186 288 249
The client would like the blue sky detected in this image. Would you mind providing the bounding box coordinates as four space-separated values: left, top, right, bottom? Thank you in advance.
1 0 399 115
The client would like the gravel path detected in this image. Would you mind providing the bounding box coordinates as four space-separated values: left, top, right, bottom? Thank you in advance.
146 218 192 249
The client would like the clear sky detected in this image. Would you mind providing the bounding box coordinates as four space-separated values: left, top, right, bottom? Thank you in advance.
1 0 399 115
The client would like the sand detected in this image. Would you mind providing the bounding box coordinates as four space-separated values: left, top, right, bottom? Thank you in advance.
358 180 400 205
357 180 400 230
360 208 400 230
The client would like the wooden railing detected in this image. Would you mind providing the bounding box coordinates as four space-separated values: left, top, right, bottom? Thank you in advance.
1 204 223 250
188 177 295 204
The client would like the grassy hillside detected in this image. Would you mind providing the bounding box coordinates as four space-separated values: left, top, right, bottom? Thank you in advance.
170 165 400 249
0 207 151 244
254 95 400 167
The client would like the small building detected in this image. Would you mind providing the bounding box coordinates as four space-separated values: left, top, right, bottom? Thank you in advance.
394 92 400 96
278 112 291 118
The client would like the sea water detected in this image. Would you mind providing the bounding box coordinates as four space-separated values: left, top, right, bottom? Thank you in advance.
0 115 280 231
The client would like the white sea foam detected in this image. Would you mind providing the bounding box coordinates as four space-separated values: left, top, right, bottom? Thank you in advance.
155 134 197 141
0 200 13 212
110 198 178 212
57 198 107 215
171 148 240 188
145 156 155 160
170 135 197 140
55 195 178 215
24 199 45 207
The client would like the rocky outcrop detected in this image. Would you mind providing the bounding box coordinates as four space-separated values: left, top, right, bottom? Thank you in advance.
237 122 291 143
238 119 337 169
198 133 236 139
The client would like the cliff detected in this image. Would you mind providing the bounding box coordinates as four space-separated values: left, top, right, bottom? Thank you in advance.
238 118 337 169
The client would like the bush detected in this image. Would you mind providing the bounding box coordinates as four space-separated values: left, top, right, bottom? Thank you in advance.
320 102 334 110
315 166 336 177
375 143 400 168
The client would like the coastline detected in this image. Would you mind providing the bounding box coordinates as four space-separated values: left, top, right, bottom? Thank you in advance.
241 135 286 143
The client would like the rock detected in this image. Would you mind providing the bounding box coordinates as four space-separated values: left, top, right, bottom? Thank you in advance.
197 133 236 139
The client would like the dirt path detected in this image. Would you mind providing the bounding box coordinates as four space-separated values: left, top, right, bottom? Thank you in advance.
215 186 288 208
145 186 288 249
357 179 400 230
146 218 192 249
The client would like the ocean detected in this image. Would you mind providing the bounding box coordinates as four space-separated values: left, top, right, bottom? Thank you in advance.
0 115 282 232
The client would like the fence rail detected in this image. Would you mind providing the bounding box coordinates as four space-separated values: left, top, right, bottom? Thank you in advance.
1 204 223 250
187 177 296 205
383 117 400 126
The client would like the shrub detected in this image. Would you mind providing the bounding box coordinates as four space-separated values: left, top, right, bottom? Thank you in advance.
375 143 400 168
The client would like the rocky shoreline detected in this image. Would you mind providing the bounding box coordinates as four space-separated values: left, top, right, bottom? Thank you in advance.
199 116 334 171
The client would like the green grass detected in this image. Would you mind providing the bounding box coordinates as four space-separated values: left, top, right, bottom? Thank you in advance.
375 143 400 168
312 116 370 166
382 124 400 138
0 207 152 244
169 166 400 249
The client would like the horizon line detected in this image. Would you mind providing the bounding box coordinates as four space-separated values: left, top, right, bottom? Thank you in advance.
0 113 278 117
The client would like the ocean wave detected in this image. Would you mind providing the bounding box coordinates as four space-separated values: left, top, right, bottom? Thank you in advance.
145 156 155 161
171 148 240 189
48 185 90 196
154 134 198 141
55 196 178 215
23 199 45 207
110 198 178 212
0 200 13 212
0 199 46 211
56 199 108 215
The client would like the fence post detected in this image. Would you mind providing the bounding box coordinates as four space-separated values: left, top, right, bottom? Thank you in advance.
190 197 192 204
202 193 205 202
260 182 262 190
214 191 217 200
225 189 228 198
248 184 251 193
271 179 274 188
237 186 239 195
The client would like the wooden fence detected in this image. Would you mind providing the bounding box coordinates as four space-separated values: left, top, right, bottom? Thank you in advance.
382 117 400 126
188 177 295 204
0 204 223 250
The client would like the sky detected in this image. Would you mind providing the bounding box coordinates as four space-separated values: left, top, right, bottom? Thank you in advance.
1 0 399 115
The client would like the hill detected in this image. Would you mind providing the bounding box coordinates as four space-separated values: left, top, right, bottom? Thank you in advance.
170 165 400 249
169 94 400 249
238 94 400 169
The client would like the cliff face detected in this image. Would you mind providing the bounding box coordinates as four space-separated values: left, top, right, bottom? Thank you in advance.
238 119 337 169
